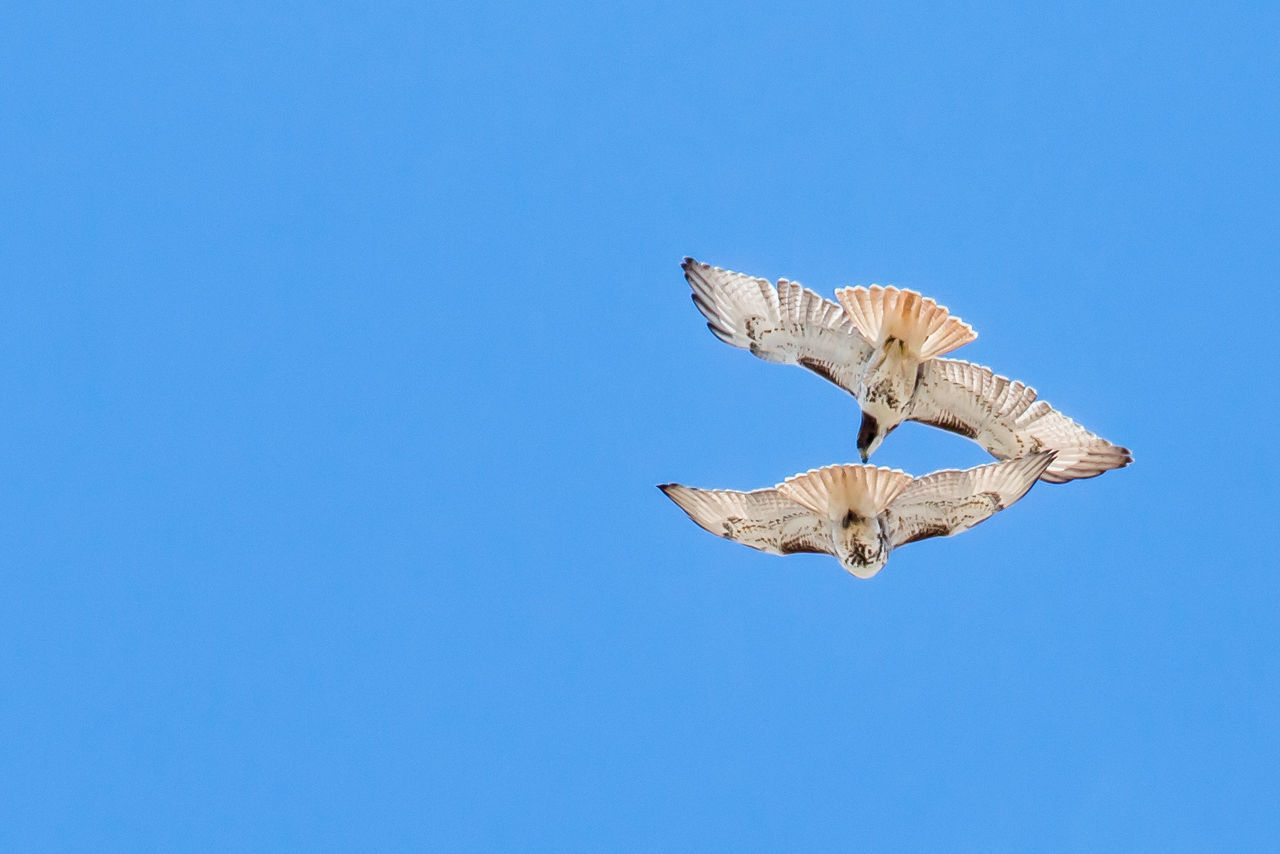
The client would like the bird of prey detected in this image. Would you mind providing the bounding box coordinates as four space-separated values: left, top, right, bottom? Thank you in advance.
682 258 1131 483
659 452 1056 579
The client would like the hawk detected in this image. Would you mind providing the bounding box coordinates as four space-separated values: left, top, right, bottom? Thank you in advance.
683 258 1131 483
659 452 1055 578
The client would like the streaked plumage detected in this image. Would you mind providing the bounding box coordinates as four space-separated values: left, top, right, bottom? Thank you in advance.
682 257 1131 483
659 453 1056 578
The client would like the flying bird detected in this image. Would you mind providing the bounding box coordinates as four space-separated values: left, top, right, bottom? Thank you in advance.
659 452 1056 578
682 258 1131 483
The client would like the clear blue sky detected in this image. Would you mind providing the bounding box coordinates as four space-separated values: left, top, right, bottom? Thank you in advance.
3 1 1277 850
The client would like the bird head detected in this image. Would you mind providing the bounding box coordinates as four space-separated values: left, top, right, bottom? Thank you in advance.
834 511 890 578
856 410 899 462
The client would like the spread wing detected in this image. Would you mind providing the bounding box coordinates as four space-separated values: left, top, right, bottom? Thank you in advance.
884 452 1056 548
908 358 1132 483
658 483 833 556
682 258 876 396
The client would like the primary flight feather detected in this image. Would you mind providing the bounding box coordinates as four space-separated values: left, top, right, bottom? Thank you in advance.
682 257 1131 483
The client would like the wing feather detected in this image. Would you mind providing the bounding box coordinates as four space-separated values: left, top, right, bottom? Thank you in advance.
682 258 875 395
658 483 832 557
884 452 1056 548
909 358 1131 483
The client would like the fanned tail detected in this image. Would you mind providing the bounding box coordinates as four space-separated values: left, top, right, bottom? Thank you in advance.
778 464 913 518
835 285 975 359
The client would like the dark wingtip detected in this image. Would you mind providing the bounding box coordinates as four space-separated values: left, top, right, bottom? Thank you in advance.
1039 444 1134 484
706 321 735 344
657 483 675 494
690 291 713 313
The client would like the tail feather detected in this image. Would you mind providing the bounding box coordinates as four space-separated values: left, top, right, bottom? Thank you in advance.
778 464 913 518
835 285 975 359
835 286 886 348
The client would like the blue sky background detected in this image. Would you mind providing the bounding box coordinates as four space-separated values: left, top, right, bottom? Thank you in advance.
3 1 1278 850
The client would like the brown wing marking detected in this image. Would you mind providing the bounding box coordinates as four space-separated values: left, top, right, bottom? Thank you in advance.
894 521 952 546
911 408 979 439
779 538 831 555
797 356 845 387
